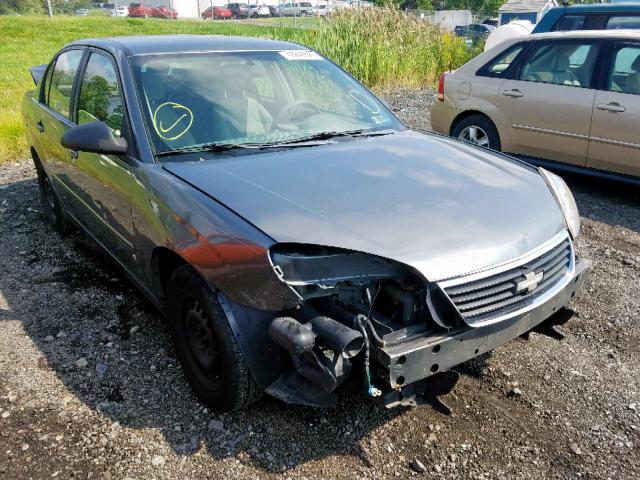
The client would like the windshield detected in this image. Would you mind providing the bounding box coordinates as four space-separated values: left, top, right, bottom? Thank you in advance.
131 50 403 154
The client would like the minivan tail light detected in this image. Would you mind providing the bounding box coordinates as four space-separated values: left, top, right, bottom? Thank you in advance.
437 73 445 101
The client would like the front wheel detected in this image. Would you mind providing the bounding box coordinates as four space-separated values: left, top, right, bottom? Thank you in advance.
166 265 261 411
451 114 501 151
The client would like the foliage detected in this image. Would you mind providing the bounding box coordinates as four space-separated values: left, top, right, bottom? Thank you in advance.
0 0 44 14
0 12 472 162
51 0 93 15
412 0 503 16
310 7 470 87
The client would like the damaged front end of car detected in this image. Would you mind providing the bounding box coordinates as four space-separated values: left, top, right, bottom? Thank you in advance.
256 236 590 413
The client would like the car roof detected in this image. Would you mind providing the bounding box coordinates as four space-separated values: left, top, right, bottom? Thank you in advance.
547 3 640 14
66 35 308 56
528 29 640 41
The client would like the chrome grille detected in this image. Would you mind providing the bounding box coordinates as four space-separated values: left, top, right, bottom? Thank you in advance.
442 236 573 325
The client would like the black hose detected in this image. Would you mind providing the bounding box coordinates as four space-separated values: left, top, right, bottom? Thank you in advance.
356 314 385 347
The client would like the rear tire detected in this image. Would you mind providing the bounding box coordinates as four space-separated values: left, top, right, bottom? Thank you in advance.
451 114 501 151
33 158 70 234
166 265 261 411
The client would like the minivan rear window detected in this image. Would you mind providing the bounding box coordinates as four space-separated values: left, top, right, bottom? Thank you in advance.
607 15 640 29
553 15 586 31
478 44 524 77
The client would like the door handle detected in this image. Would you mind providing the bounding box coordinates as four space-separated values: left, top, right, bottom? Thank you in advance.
597 102 625 113
501 89 524 98
69 150 78 160
36 121 45 133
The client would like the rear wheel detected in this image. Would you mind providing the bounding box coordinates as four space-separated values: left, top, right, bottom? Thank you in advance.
451 114 501 151
33 158 70 234
166 265 261 411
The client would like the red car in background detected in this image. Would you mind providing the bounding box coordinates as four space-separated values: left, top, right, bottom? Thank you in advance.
128 3 153 17
201 5 232 19
152 5 178 18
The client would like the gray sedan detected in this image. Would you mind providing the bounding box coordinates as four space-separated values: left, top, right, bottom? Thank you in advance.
22 35 589 412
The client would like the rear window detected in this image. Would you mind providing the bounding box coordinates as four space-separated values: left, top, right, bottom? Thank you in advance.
553 15 586 31
608 45 640 95
47 49 84 119
606 15 640 30
518 41 599 88
479 44 524 77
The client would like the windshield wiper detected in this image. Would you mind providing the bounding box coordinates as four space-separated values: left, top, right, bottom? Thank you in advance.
156 142 273 157
272 128 397 145
155 129 398 157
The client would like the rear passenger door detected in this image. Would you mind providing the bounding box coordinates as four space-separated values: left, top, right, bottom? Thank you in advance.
587 41 640 177
497 40 600 166
37 49 85 210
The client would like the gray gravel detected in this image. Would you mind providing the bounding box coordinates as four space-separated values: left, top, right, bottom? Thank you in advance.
0 89 639 479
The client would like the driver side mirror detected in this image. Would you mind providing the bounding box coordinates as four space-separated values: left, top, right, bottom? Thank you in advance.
61 121 128 156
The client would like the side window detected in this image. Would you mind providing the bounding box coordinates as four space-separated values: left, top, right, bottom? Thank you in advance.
77 52 125 137
481 45 524 76
606 16 640 30
41 62 55 104
553 15 586 31
518 42 599 88
608 45 640 95
47 49 84 119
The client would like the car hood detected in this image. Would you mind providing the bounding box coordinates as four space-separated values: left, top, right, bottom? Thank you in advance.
163 130 566 281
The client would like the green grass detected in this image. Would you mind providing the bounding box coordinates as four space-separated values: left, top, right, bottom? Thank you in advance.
0 11 472 163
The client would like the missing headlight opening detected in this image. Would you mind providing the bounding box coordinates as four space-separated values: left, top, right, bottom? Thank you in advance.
266 241 589 412
266 244 461 411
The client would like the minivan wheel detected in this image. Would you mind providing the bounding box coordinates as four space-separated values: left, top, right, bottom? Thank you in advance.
34 164 70 234
166 265 261 411
452 115 501 151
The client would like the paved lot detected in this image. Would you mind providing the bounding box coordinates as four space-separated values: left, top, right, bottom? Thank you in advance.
0 90 638 479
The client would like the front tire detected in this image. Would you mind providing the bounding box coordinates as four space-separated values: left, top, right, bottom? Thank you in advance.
451 114 501 151
166 265 261 411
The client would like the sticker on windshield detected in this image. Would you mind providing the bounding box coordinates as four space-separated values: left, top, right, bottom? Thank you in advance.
279 50 322 61
152 102 193 141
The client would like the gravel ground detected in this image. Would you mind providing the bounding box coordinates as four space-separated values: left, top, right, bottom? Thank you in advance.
0 89 639 480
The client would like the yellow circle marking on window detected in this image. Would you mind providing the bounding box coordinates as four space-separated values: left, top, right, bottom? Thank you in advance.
152 102 194 141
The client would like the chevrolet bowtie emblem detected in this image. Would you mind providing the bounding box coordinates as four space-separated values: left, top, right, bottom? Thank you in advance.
515 271 544 294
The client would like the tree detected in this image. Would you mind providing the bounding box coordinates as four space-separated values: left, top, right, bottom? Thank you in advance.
416 0 433 11
50 0 92 14
0 0 45 14
481 0 503 16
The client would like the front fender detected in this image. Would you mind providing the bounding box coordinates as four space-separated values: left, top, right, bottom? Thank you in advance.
132 163 299 312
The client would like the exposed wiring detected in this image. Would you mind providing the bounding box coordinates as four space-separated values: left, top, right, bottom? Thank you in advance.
356 314 381 398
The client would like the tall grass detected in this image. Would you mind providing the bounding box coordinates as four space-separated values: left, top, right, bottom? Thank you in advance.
308 8 470 87
0 10 472 162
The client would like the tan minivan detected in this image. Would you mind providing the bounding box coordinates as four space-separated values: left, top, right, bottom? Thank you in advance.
431 31 640 180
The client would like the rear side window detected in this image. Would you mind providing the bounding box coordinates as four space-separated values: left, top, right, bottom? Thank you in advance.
553 15 586 31
608 44 640 95
77 52 125 137
606 15 640 30
518 41 599 88
41 64 55 104
478 45 524 77
47 49 84 119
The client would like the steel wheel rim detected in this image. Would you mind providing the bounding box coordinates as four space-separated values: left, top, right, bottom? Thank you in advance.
458 126 490 148
181 298 222 389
